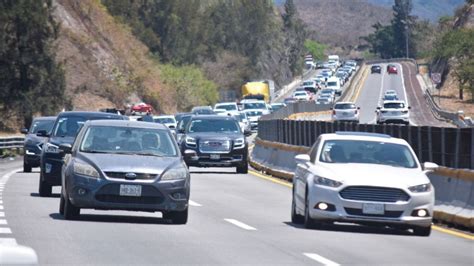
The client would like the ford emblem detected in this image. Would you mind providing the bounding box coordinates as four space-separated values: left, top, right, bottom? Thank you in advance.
125 172 137 179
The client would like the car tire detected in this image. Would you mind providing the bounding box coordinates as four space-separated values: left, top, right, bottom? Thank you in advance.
63 191 80 220
23 161 32 173
59 193 65 215
413 225 431 236
164 208 188 224
304 193 322 229
38 170 52 197
291 193 304 224
236 163 248 174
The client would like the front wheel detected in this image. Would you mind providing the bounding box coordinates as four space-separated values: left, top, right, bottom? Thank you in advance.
164 208 188 224
63 191 80 220
413 225 431 236
236 163 248 174
38 171 52 197
23 161 32 173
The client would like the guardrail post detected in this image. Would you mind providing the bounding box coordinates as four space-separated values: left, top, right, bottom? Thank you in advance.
417 126 423 162
471 128 474 169
441 127 446 166
428 126 433 163
454 128 460 168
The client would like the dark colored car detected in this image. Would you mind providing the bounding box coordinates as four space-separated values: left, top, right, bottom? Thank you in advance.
175 112 191 125
37 111 127 197
21 116 56 173
180 115 248 173
387 64 398 74
59 120 189 223
371 65 382 74
191 106 215 115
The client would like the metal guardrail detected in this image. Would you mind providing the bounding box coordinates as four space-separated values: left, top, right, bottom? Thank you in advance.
257 119 474 169
0 137 25 150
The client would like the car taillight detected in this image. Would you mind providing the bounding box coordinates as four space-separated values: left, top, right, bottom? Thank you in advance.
332 110 336 115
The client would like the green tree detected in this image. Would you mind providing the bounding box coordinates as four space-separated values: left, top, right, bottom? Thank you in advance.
304 40 326 61
0 0 65 128
282 0 307 74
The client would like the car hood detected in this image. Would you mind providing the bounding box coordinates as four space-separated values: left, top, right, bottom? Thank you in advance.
24 134 47 146
313 163 428 188
49 136 76 146
79 153 182 175
186 132 243 141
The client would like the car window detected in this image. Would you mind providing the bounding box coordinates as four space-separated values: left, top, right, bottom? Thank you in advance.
243 102 266 110
384 102 405 109
80 126 177 156
177 116 192 131
53 117 86 137
309 138 321 162
188 119 240 133
215 104 237 111
327 81 337 86
334 104 355 110
319 140 417 168
154 117 175 124
29 119 54 134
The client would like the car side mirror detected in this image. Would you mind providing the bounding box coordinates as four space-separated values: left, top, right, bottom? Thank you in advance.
408 106 411 109
295 154 310 164
20 128 28 134
36 130 49 137
59 143 72 154
423 162 438 172
357 107 361 110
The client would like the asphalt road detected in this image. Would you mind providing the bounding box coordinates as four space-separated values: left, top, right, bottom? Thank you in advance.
1 160 472 265
356 63 453 127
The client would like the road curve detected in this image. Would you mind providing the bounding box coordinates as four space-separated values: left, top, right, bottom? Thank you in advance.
0 162 472 265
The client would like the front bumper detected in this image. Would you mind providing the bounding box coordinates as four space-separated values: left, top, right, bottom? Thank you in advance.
308 185 433 227
66 174 189 212
183 146 248 168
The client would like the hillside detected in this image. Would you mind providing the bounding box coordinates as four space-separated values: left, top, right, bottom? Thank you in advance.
53 0 176 113
293 0 392 55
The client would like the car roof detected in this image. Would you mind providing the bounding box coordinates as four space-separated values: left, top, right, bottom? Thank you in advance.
320 132 408 145
334 102 355 105
385 90 397 93
86 119 168 130
383 100 405 104
153 115 175 119
189 115 237 120
215 102 237 105
33 116 56 121
57 111 124 119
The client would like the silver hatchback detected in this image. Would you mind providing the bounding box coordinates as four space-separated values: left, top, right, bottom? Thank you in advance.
59 120 190 224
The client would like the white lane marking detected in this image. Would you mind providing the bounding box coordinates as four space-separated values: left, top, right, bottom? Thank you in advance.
0 200 2 204
0 206 3 210
0 219 7 225
368 64 387 124
189 200 202 207
303 253 340 266
0 212 4 217
0 238 17 245
224 219 257 231
399 62 418 126
0 227 12 234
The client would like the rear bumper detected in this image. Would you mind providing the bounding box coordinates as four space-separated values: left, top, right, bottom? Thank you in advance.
183 147 248 168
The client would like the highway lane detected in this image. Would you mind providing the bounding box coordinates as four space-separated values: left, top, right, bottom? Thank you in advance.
1 161 472 265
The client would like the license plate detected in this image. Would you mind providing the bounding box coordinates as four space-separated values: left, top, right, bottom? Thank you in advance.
210 154 220 160
119 184 142 197
343 112 348 116
362 203 384 215
391 111 398 115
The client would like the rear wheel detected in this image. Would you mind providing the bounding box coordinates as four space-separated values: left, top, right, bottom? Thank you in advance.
63 191 80 220
236 163 248 174
413 225 431 236
59 191 65 215
38 170 52 197
23 161 32 173
164 208 188 224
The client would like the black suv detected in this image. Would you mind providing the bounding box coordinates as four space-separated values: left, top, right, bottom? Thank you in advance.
21 116 56 173
371 65 382 74
37 111 126 196
180 115 249 173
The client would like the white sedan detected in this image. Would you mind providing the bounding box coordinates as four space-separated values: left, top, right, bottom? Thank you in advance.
332 102 360 123
293 91 310 101
292 132 437 236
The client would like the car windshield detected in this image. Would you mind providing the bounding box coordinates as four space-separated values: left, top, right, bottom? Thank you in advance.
295 92 306 96
193 109 215 115
302 82 313 86
384 102 405 109
271 104 284 111
243 102 266 110
177 116 192 131
385 91 397 95
215 104 237 111
384 95 397 100
29 119 54 134
154 117 175 124
334 104 356 110
327 81 337 86
188 119 240 133
246 111 263 117
319 140 417 168
80 126 177 156
53 117 87 137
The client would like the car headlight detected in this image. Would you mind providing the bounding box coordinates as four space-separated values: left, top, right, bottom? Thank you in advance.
408 183 432 193
234 138 245 149
313 176 342 188
161 166 188 181
185 137 196 146
73 162 100 178
44 143 60 154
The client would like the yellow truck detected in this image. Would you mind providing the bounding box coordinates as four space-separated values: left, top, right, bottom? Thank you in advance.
241 80 275 103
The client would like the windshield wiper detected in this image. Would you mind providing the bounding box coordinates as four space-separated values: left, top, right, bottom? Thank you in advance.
134 152 163 157
82 150 108 154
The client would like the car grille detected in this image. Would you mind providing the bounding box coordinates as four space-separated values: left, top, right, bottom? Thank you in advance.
344 208 403 218
95 195 163 205
339 186 410 203
199 140 231 153
105 172 157 180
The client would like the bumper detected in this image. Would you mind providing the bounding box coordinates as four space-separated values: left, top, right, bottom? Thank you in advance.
308 186 433 227
183 147 248 168
333 116 359 122
378 116 409 124
66 174 189 212
41 154 64 185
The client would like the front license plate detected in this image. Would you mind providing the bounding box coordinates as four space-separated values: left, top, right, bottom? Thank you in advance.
210 154 220 160
362 203 384 215
119 184 142 197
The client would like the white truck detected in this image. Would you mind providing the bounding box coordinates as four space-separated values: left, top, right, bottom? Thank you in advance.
326 76 342 96
328 55 341 67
